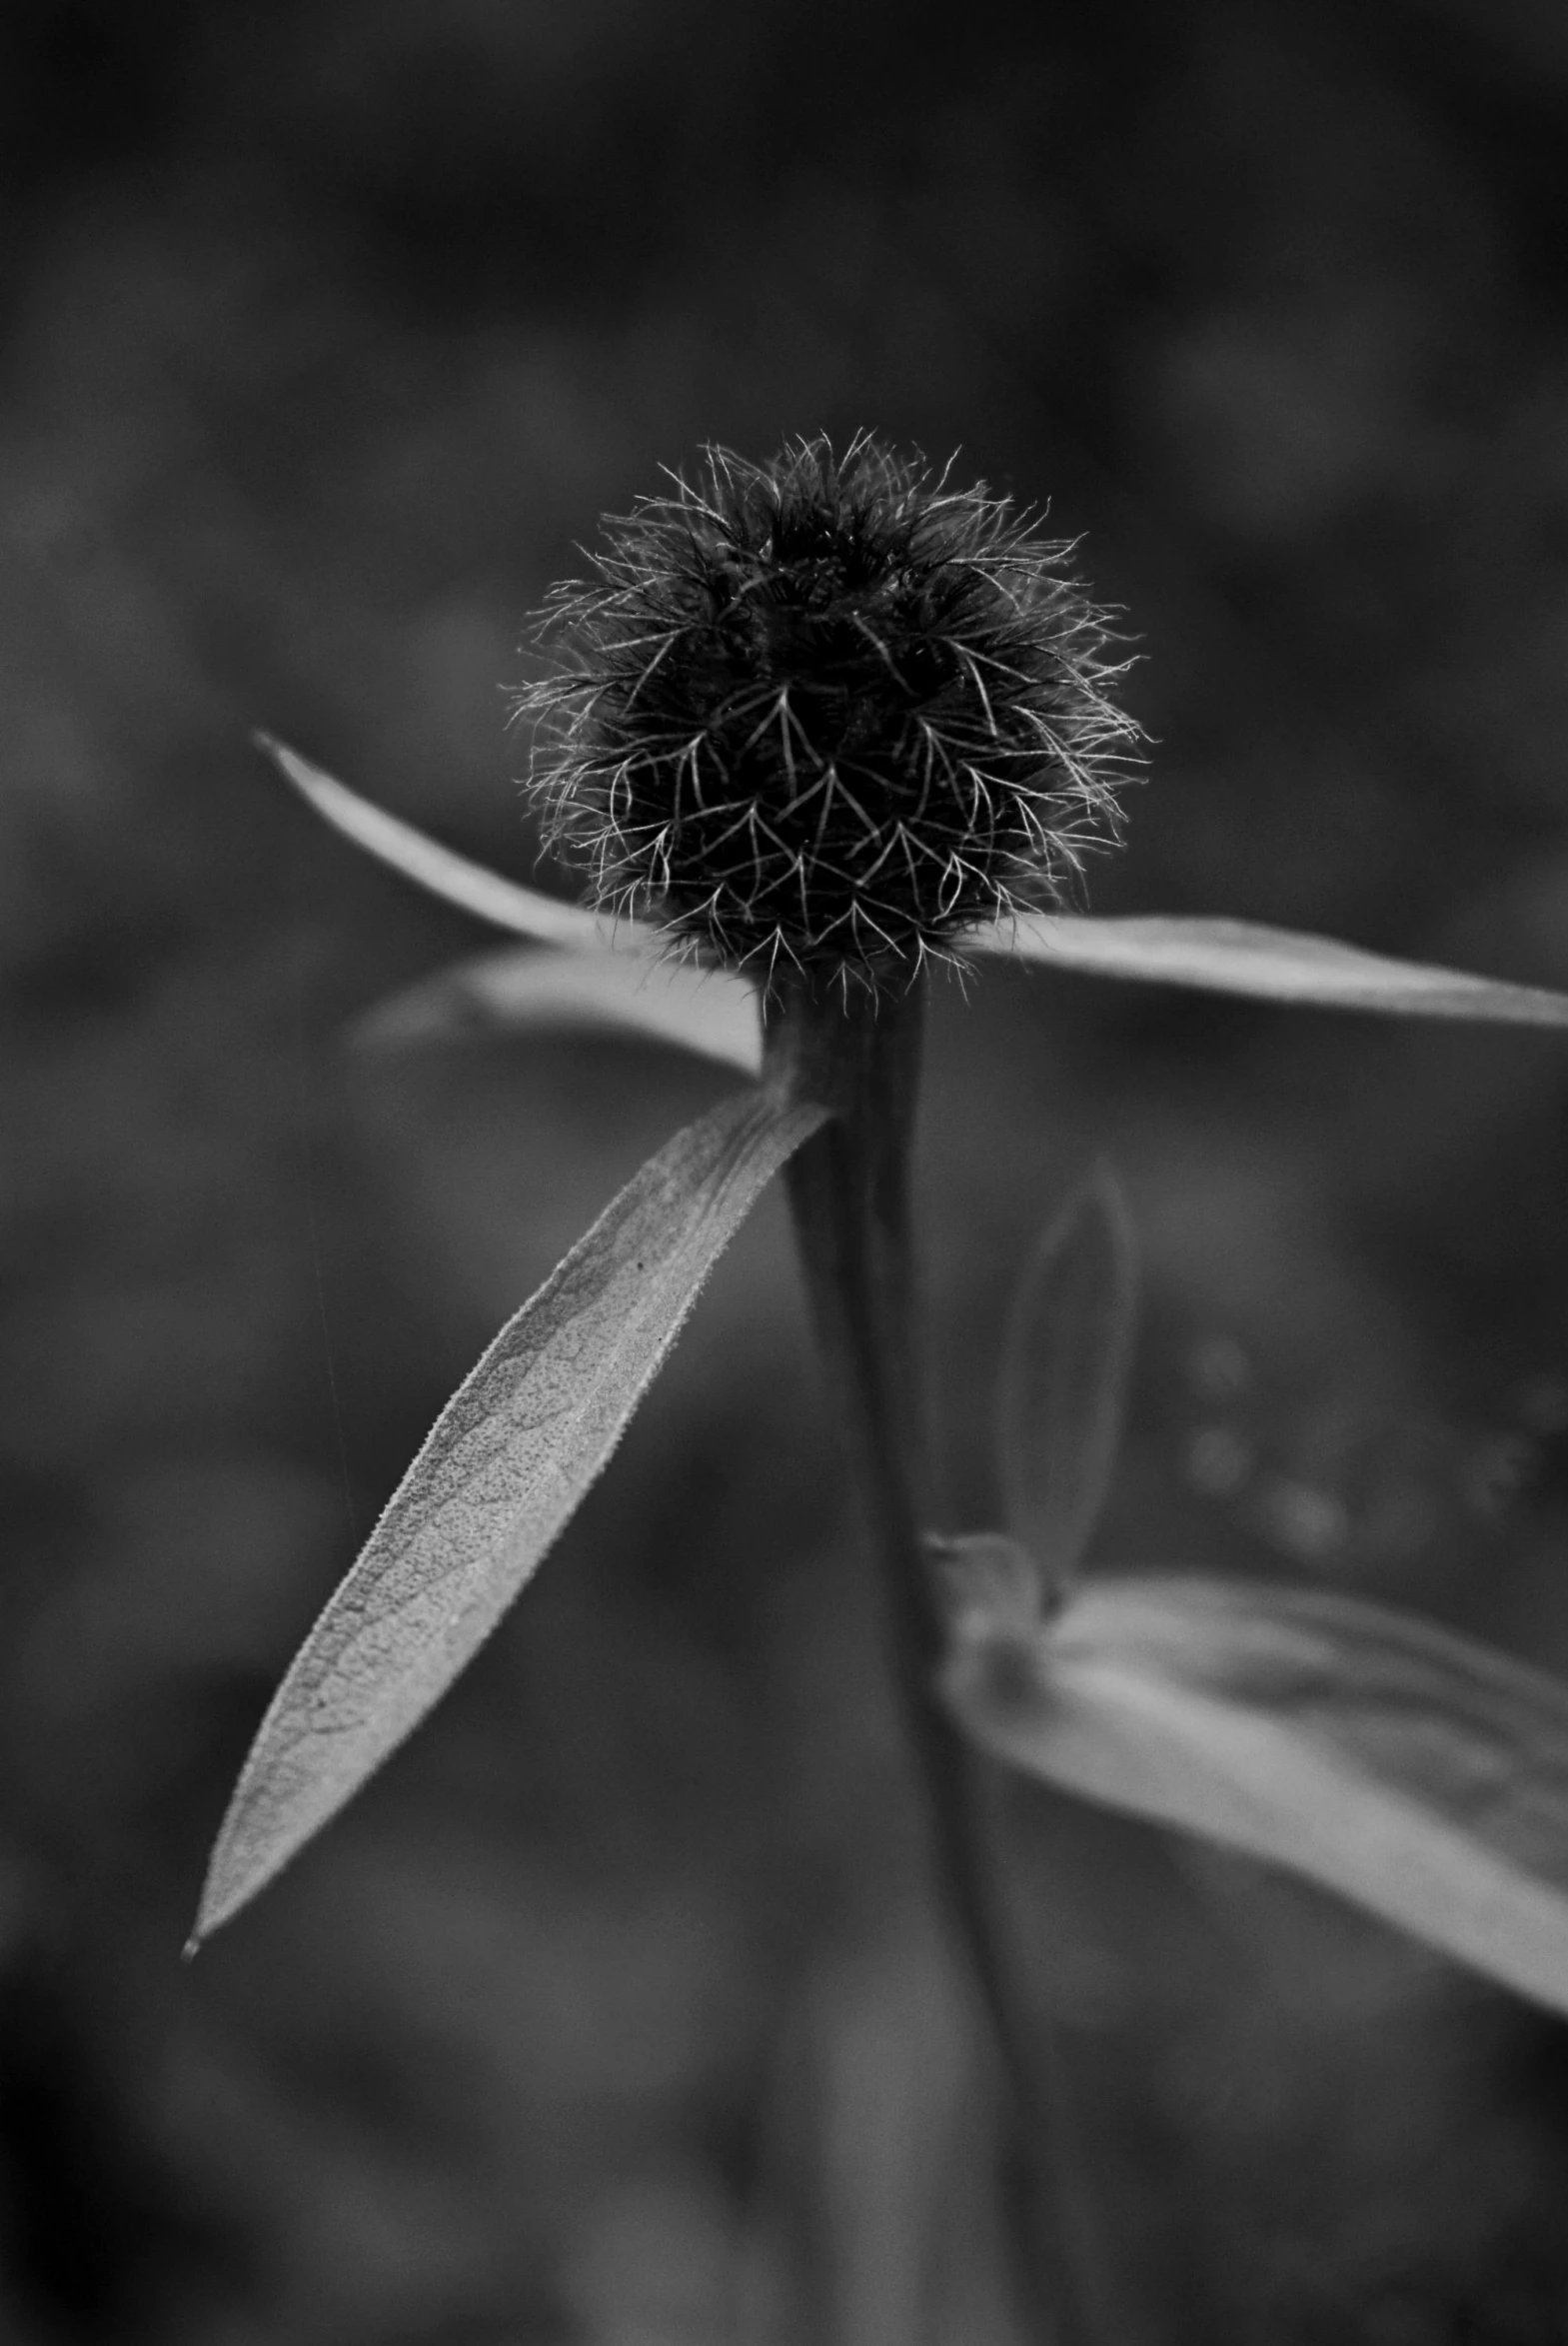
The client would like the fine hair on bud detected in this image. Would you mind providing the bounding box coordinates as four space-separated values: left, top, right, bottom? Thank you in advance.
519 433 1143 989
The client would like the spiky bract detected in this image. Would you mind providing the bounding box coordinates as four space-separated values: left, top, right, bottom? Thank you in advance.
522 435 1140 987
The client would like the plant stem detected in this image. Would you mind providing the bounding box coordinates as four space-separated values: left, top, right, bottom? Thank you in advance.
765 975 1093 2346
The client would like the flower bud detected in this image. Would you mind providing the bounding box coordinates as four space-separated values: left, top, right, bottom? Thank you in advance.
521 434 1140 986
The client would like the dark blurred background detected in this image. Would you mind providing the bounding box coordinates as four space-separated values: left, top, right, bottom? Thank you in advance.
8 0 1568 2338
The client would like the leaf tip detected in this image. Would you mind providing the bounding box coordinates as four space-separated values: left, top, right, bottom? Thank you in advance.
252 730 304 790
189 1834 273 1952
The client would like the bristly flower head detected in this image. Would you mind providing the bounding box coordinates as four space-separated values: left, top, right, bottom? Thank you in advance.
521 434 1142 988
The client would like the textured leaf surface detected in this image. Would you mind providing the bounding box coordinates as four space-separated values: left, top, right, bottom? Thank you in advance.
258 734 647 950
195 1085 823 1941
997 1168 1136 1581
971 912 1568 1028
358 944 762 1074
944 1573 1568 2013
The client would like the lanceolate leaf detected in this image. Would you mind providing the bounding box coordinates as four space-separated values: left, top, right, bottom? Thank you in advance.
971 913 1568 1030
258 735 650 952
944 1572 1568 2015
996 1168 1137 1583
358 944 763 1075
195 1084 824 1943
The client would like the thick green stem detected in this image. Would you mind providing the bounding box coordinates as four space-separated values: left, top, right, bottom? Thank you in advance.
765 976 1093 2346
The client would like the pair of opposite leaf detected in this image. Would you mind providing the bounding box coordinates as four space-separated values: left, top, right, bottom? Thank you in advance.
943 1173 1568 2018
194 739 1568 2022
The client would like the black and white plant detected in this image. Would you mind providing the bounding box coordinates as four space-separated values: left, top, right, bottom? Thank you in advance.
197 437 1568 2345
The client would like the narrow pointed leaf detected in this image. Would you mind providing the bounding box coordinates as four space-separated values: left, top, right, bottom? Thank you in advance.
996 1167 1137 1581
944 1572 1568 2014
357 944 763 1076
195 1084 824 1943
970 913 1568 1030
258 734 652 952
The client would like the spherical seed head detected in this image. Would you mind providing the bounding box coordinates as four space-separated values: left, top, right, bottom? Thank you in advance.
521 434 1142 986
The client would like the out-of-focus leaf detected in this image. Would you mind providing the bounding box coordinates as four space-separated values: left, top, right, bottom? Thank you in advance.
258 734 651 952
357 943 763 1075
194 1083 824 1943
969 912 1568 1029
996 1168 1136 1583
943 1572 1568 2015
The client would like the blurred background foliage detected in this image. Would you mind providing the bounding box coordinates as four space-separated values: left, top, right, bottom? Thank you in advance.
6 0 1568 2338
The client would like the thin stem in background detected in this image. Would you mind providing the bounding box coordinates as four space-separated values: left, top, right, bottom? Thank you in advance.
764 975 1094 2346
